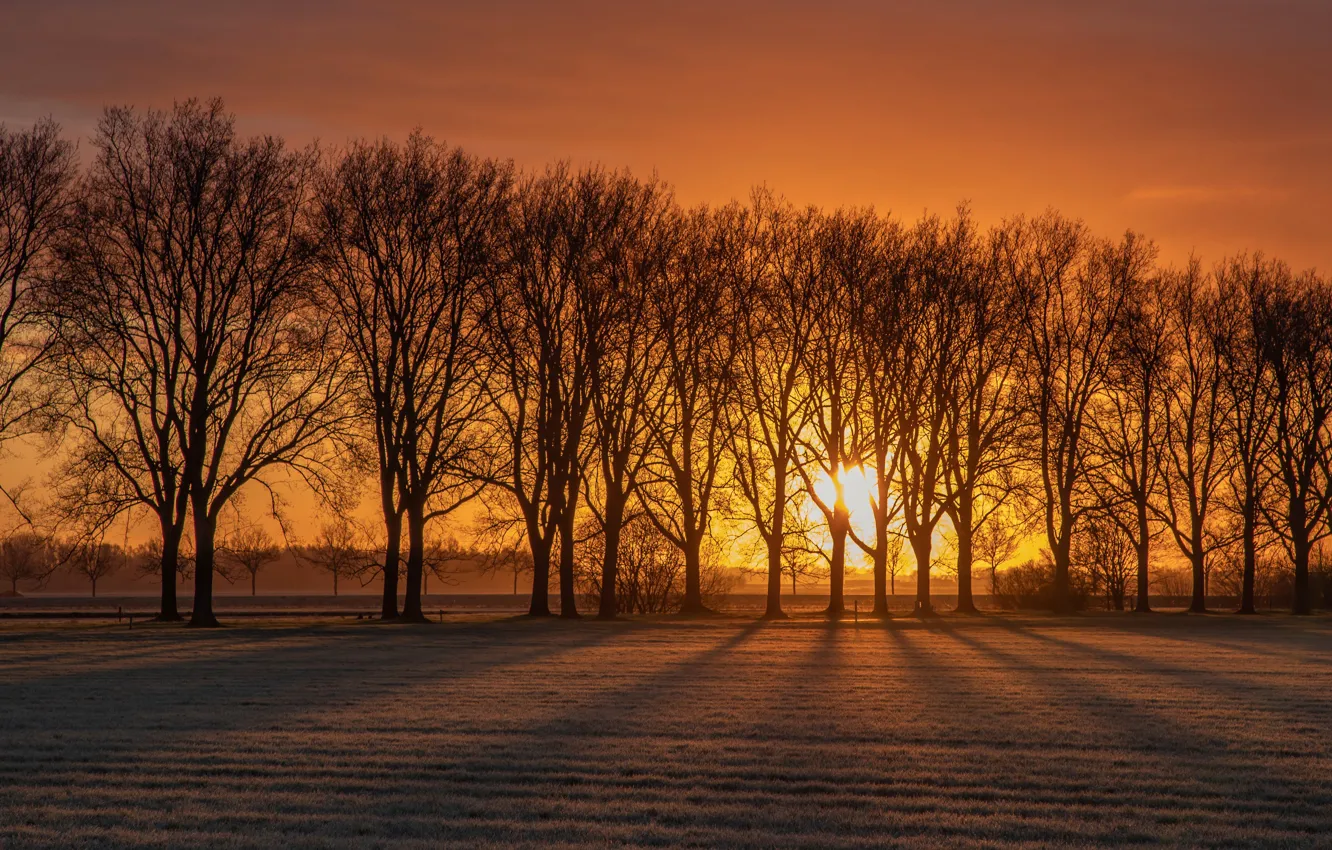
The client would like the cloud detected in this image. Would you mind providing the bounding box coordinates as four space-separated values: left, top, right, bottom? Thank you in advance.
1125 185 1288 204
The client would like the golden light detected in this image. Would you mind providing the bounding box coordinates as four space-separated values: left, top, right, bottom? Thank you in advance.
812 465 878 526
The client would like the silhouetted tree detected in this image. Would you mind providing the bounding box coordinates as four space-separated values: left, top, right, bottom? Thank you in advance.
1258 269 1332 614
0 530 50 595
479 166 630 617
584 179 675 619
1073 514 1135 610
1156 261 1231 612
1213 255 1279 614
312 133 510 621
730 195 819 619
1089 268 1169 612
296 518 367 596
58 101 353 627
895 213 969 615
795 209 871 617
943 219 1026 614
0 119 74 503
847 215 909 617
219 524 281 596
1007 215 1143 611
637 205 742 614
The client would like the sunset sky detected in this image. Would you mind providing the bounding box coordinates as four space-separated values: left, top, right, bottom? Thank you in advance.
3 1 1329 270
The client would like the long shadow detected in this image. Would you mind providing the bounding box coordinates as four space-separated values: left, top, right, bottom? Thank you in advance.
496 619 772 748
974 617 1332 733
933 621 1331 830
0 618 646 748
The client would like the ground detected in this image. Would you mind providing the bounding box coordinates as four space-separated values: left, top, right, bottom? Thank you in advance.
2 614 1330 848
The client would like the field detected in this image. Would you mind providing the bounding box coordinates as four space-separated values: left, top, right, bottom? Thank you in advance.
2 614 1331 848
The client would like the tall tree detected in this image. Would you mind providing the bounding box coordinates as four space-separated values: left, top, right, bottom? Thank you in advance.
638 205 742 614
1006 214 1142 611
584 179 674 619
54 100 349 627
942 221 1026 614
847 214 909 618
1213 255 1278 614
480 166 630 617
730 195 819 619
1156 261 1231 612
1089 268 1169 613
312 134 510 621
894 213 968 615
1258 269 1332 614
0 119 74 498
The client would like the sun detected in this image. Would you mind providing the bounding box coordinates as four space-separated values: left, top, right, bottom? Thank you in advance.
811 465 878 526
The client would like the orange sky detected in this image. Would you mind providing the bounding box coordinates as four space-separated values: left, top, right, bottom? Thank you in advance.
2 0 1329 268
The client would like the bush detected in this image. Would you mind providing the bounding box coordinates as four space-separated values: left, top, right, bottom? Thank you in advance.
995 557 1088 611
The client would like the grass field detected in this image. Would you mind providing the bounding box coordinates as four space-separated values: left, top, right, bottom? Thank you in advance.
2 614 1331 848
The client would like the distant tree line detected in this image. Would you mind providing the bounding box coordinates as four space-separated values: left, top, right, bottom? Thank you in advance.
1 99 1329 624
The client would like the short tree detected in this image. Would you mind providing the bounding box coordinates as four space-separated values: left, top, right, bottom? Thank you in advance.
0 532 51 595
220 526 282 596
297 519 367 597
66 539 124 598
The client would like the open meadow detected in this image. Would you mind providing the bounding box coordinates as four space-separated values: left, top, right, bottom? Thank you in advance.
3 614 1331 848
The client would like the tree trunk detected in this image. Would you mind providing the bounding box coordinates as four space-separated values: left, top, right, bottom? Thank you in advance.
380 501 402 620
598 493 625 619
1188 545 1206 614
558 483 580 619
528 536 552 616
765 532 784 619
953 492 977 614
91 577 97 598
1240 500 1257 613
825 504 848 617
155 517 183 622
679 531 708 614
1291 496 1311 614
1134 500 1152 613
871 543 889 618
1051 529 1073 613
911 533 933 616
251 572 256 597
401 501 429 623
188 510 220 628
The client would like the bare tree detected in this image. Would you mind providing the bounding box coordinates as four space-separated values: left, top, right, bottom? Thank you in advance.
583 179 675 618
1088 269 1169 612
942 219 1026 613
1213 255 1279 613
54 100 351 627
219 524 281 596
296 517 368 596
1257 268 1332 614
479 166 631 617
311 133 510 622
1156 261 1231 612
637 205 742 614
1006 214 1143 611
847 215 909 617
63 537 124 598
0 530 51 595
0 120 74 504
894 212 969 615
971 511 1024 601
729 194 819 619
794 208 871 617
1073 513 1135 610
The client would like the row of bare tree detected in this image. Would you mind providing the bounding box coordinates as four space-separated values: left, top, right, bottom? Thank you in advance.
1 100 1328 624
